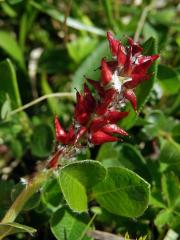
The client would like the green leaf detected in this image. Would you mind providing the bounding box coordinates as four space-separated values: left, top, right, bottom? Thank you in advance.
59 160 106 212
0 180 14 219
39 48 71 74
172 123 180 143
120 104 137 130
150 8 176 26
97 143 150 180
161 173 180 208
30 124 54 157
0 59 22 109
67 37 98 63
1 2 17 17
157 65 180 96
136 37 158 111
92 167 150 217
159 139 180 165
7 0 24 4
142 110 175 140
30 1 105 36
150 191 166 209
50 207 91 240
159 139 180 174
143 23 159 42
1 94 11 119
0 31 24 68
72 41 110 91
154 209 173 228
41 177 62 211
0 222 36 239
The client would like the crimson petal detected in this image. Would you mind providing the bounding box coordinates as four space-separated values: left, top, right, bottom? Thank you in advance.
90 117 107 132
101 58 112 85
117 44 127 65
86 78 105 97
101 124 128 136
125 74 150 88
107 32 119 56
105 110 129 123
128 37 143 55
137 54 159 64
90 130 118 145
124 89 137 111
54 116 67 143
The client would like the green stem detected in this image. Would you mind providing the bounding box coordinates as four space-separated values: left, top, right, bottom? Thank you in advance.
9 92 75 116
134 0 155 42
1 170 52 223
78 213 97 240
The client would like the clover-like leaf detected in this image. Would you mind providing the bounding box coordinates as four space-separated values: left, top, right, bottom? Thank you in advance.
93 167 150 217
59 160 106 212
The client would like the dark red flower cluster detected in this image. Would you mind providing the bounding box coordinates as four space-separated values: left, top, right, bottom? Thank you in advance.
48 32 159 168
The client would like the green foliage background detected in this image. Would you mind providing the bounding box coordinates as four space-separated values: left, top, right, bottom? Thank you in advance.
0 0 179 239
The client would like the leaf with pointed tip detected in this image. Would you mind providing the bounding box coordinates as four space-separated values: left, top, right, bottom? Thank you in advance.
0 222 36 240
0 31 24 68
0 59 22 110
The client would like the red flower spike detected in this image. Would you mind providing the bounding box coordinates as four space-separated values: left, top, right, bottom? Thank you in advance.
137 54 159 64
125 74 150 88
107 32 119 56
132 60 154 75
54 116 67 143
90 118 107 132
96 89 116 115
123 47 133 75
51 31 159 165
91 130 118 145
83 84 96 112
101 124 128 136
106 61 118 72
127 37 143 55
86 78 105 97
101 58 112 85
117 44 127 66
105 110 129 123
124 89 137 111
74 92 89 125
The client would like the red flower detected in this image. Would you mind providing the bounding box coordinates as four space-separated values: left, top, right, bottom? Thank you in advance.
124 89 137 111
51 31 159 168
106 32 159 110
107 31 119 56
54 116 67 144
101 58 113 85
90 131 118 145
74 84 95 125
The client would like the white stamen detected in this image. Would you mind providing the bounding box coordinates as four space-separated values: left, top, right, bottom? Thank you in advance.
112 70 132 93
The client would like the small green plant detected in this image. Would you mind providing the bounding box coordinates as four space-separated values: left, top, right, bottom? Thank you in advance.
0 1 179 239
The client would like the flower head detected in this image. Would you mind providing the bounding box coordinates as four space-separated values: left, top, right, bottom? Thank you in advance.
48 32 159 168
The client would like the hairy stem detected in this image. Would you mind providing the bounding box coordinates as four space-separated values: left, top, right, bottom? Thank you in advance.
9 92 75 116
1 170 52 223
